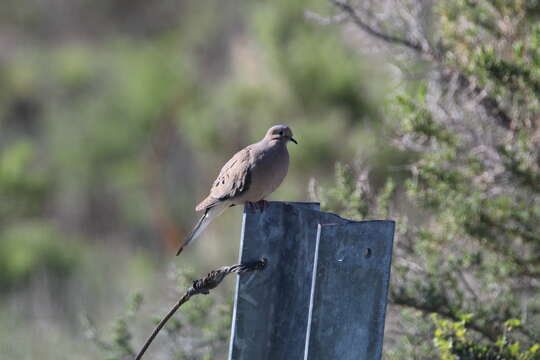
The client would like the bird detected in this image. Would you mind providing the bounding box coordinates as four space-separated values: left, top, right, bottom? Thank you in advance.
176 125 297 255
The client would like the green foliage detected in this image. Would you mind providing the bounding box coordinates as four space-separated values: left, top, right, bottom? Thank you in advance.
397 91 456 146
85 293 143 360
499 131 540 193
0 222 82 288
320 160 400 221
0 0 390 357
319 1 540 359
254 0 374 120
439 1 540 117
319 163 367 219
0 140 50 220
87 266 232 360
433 316 540 360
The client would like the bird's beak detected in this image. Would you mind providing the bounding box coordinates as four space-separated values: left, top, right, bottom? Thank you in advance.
290 137 298 144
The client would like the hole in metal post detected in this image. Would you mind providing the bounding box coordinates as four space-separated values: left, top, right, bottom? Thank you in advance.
363 248 372 258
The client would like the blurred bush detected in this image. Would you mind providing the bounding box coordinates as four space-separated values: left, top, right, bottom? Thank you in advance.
0 222 80 288
0 0 390 358
3 0 538 358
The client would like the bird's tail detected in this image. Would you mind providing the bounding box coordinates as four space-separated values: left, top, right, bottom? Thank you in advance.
176 202 228 256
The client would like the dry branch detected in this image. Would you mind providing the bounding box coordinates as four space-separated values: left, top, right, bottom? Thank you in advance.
327 0 513 130
135 258 267 360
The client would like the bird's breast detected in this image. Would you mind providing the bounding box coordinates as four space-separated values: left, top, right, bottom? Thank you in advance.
245 145 289 201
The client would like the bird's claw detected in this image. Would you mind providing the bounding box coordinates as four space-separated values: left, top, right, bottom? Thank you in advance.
246 200 268 212
256 200 269 211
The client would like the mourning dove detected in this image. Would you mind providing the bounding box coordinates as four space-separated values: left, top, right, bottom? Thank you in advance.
176 125 297 255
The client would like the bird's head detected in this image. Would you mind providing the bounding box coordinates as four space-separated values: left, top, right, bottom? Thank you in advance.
265 125 298 145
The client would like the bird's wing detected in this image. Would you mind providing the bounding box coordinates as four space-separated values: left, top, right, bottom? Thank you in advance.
195 146 252 211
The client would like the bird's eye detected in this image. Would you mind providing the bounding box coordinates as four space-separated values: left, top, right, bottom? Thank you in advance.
279 131 283 136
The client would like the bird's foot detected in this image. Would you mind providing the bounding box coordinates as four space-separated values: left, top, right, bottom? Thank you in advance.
246 202 257 212
255 200 269 212
246 200 268 212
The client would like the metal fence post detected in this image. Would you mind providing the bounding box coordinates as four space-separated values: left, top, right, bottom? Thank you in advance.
228 202 394 360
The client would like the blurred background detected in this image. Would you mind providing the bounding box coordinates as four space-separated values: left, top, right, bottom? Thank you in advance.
1 0 539 359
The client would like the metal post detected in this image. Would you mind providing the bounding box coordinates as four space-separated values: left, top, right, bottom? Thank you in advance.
228 202 394 360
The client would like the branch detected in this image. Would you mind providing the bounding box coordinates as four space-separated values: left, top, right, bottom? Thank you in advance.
392 293 539 344
329 0 430 56
440 67 512 129
134 259 267 360
304 10 348 25
328 0 513 130
391 295 498 342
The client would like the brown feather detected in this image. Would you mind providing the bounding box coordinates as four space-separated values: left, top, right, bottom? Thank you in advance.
195 147 252 211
